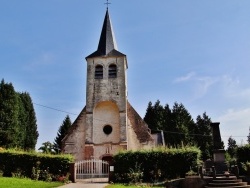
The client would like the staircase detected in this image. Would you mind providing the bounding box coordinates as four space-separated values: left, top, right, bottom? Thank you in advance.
205 176 250 188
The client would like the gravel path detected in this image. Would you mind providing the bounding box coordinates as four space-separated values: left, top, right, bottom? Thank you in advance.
58 182 109 188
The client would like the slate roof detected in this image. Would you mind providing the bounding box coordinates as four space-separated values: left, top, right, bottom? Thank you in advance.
127 101 154 143
86 9 125 58
61 106 86 143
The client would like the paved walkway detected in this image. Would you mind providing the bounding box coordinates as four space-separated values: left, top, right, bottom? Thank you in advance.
58 182 109 188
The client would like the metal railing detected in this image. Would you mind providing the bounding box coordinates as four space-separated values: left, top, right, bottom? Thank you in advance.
75 159 109 181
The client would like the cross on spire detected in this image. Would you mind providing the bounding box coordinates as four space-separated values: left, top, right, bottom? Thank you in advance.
104 0 111 9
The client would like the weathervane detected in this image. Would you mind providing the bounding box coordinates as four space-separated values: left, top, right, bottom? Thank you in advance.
104 0 111 9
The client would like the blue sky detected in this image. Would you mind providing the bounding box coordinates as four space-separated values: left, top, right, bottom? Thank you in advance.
1 0 250 149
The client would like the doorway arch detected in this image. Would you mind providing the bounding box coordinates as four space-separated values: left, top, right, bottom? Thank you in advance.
102 155 114 165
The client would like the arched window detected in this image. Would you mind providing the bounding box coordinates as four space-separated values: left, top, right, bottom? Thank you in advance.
109 64 117 78
95 65 103 79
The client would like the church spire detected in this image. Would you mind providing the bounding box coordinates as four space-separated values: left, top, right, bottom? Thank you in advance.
86 9 125 58
97 9 118 55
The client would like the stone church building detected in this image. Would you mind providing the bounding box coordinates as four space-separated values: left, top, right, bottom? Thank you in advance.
62 9 163 162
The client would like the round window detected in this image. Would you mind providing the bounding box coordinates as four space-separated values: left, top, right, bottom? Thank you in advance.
103 125 112 135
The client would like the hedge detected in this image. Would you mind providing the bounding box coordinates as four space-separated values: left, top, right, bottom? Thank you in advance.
236 144 250 175
237 144 250 163
113 146 201 183
0 149 73 178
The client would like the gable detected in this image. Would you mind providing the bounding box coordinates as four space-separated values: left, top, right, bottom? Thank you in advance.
62 106 86 143
127 101 154 143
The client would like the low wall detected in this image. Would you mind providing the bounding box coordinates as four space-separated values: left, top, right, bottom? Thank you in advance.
180 176 205 188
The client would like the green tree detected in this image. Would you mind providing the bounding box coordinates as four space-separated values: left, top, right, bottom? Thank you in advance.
170 102 195 146
0 79 39 149
16 93 26 148
38 141 54 154
227 136 237 158
143 100 214 152
144 101 154 129
162 104 175 146
54 115 72 153
0 79 19 148
18 92 39 150
144 100 165 130
144 101 196 147
192 112 213 160
247 127 250 144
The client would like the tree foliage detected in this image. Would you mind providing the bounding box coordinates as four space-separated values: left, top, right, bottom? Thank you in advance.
247 127 250 144
144 100 214 160
144 100 165 131
0 79 20 148
113 146 201 182
54 115 72 153
18 92 39 150
191 112 213 159
0 149 73 178
227 136 237 158
170 102 195 146
38 141 54 154
0 79 38 150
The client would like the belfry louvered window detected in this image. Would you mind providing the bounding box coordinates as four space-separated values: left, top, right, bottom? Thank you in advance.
95 65 103 79
109 64 117 78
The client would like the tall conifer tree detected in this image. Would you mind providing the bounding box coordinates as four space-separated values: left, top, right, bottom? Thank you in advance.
192 112 213 160
54 115 72 153
170 102 195 146
144 100 165 130
227 136 237 158
0 79 39 149
247 127 250 144
18 92 39 150
144 100 213 158
0 79 19 148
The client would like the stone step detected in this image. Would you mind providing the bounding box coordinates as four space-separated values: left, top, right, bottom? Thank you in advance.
204 176 250 188
203 174 250 188
212 179 243 183
215 175 237 180
207 182 247 187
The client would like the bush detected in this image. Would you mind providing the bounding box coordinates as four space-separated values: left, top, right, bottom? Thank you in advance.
113 146 201 183
237 144 250 163
237 144 250 175
0 149 73 179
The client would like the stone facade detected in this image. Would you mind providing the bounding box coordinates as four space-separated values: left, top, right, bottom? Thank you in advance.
62 10 160 161
62 108 86 161
85 56 128 145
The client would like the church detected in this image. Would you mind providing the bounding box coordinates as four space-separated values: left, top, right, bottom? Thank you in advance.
62 9 164 162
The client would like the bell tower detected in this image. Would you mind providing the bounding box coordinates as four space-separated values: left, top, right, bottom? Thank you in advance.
62 8 155 162
84 9 128 159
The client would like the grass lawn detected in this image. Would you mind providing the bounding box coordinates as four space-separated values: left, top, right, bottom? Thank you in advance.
105 184 165 188
0 177 64 188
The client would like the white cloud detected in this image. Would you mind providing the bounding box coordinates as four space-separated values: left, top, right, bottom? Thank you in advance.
195 76 218 97
23 52 55 71
174 73 250 102
174 72 218 98
216 108 250 146
220 75 250 103
174 71 196 83
221 75 240 88
218 108 250 124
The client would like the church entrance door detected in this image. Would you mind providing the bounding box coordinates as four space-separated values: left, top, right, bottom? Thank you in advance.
102 155 114 165
75 159 109 183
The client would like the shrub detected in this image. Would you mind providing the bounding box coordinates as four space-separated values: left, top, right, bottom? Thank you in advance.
236 144 250 175
113 146 201 183
0 149 73 179
237 144 250 163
